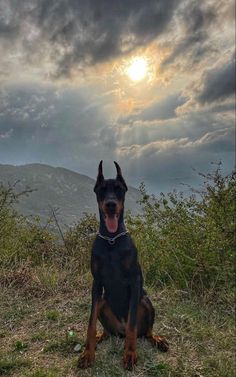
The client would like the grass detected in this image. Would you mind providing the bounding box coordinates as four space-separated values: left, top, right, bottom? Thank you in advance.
26 370 58 377
0 282 234 377
13 341 29 352
0 357 31 375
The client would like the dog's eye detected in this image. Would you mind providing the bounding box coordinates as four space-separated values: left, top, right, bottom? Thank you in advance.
114 185 124 198
99 186 107 196
114 185 122 192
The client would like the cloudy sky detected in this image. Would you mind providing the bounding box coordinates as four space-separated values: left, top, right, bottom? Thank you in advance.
0 0 235 193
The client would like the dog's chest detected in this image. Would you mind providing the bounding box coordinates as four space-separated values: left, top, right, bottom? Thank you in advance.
100 249 131 287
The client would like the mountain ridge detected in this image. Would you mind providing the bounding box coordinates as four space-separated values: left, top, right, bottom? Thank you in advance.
0 163 141 227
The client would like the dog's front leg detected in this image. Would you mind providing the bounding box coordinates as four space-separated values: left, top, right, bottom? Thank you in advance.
78 279 102 368
123 277 140 370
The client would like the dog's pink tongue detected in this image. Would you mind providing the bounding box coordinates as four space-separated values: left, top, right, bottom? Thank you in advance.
105 216 118 233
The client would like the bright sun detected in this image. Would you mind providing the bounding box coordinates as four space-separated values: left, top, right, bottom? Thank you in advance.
126 57 148 82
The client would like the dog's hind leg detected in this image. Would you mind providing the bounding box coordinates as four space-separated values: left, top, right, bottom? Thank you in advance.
146 332 169 351
137 295 169 352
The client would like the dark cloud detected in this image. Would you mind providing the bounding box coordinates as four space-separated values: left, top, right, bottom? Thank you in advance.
117 126 235 192
0 84 114 173
196 127 235 153
0 1 20 39
139 93 187 121
111 100 235 191
118 93 187 126
210 101 235 113
182 0 215 34
129 0 178 40
162 0 216 67
116 108 235 149
197 53 236 104
0 0 180 78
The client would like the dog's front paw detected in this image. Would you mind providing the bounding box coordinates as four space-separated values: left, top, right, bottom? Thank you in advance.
78 350 95 369
123 351 137 370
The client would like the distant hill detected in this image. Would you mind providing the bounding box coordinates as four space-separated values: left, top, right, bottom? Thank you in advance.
0 163 142 227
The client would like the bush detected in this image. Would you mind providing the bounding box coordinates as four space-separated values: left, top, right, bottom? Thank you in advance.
127 164 235 293
0 183 56 267
64 213 98 274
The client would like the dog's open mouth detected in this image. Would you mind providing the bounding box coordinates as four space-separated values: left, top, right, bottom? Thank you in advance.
104 213 119 233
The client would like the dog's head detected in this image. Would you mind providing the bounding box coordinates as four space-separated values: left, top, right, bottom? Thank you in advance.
94 161 128 233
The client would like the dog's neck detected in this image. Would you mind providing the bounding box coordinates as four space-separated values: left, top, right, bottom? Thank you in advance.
98 208 127 237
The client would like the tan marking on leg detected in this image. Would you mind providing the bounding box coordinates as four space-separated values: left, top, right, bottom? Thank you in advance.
123 315 138 370
78 299 104 368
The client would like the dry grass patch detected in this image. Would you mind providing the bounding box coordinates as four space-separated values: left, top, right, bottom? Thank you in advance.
0 284 234 377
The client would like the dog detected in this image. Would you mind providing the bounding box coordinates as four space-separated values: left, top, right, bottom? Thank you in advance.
78 161 168 370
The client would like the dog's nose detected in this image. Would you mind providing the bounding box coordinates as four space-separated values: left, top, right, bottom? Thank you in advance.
105 200 117 212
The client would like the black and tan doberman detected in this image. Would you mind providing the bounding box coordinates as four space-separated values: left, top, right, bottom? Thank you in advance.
78 161 168 370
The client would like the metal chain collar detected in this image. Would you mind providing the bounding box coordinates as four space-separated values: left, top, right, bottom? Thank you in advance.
97 230 129 245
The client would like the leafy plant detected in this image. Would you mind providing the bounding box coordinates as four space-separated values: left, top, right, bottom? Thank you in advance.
64 213 99 274
127 164 235 294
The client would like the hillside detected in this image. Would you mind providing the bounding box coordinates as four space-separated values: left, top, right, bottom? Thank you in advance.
0 163 141 227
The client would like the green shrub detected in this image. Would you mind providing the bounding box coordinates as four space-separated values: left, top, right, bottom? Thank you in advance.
64 213 98 274
127 164 235 293
0 183 57 267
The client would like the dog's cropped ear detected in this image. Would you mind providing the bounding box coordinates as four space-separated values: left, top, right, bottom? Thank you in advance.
94 160 104 192
114 161 128 191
